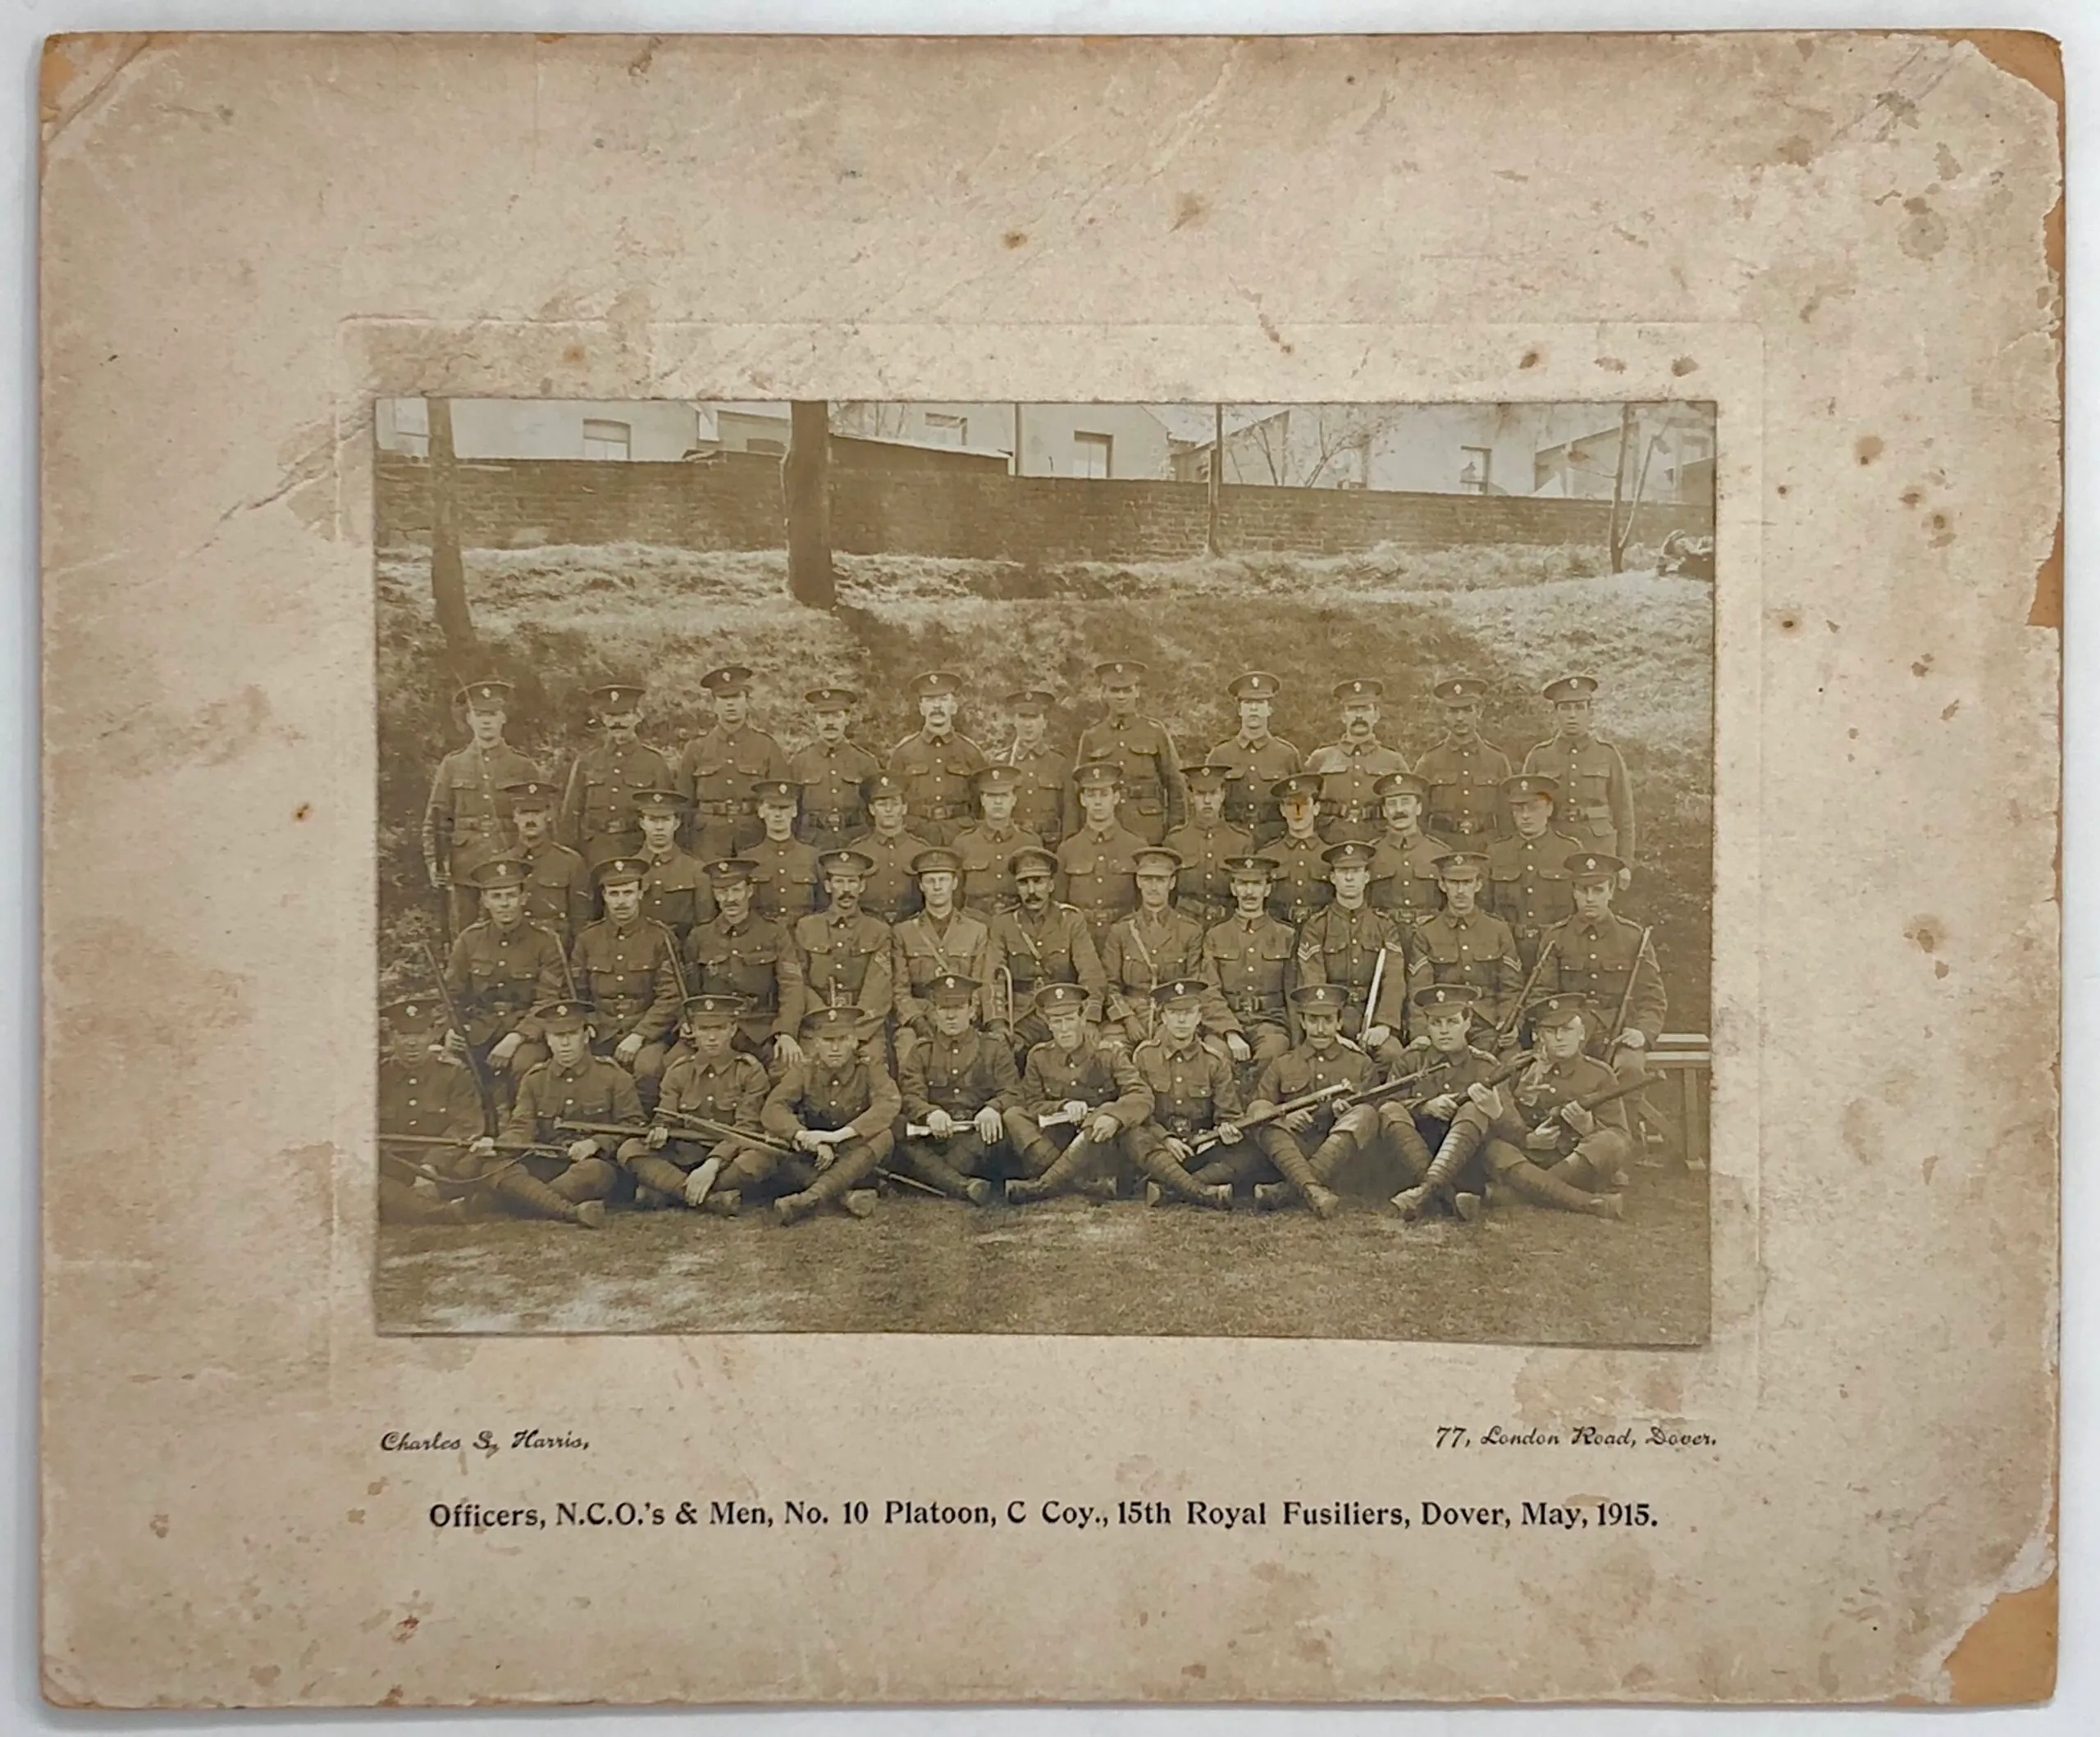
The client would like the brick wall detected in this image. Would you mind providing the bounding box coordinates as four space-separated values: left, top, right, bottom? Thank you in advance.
375 451 1714 558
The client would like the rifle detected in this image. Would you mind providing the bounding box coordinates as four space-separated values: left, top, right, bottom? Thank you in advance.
380 1132 558 1191
1352 1047 1536 1118
1188 1078 1354 1154
904 1107 999 1140
1605 927 1655 1049
1497 936 1558 1044
557 1115 794 1156
1522 1070 1655 1133
422 941 498 1136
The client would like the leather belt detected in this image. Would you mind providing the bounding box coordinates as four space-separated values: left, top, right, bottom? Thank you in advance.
1226 992 1280 1016
1161 1115 1199 1137
921 800 970 819
697 800 749 818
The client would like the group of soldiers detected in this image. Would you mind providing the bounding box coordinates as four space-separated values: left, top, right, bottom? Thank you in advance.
385 660 1665 1230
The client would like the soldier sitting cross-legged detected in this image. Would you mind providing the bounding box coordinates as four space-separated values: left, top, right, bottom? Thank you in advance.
1003 982 1153 1205
1127 979 1250 1210
619 994 775 1216
1386 983 1508 1223
1244 982 1380 1220
750 1005 903 1224
893 973 1021 1205
466 999 630 1228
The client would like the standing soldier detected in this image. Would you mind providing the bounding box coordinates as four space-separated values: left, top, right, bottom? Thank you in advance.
779 850 894 1057
751 1005 902 1223
1292 841 1411 1053
1057 762 1148 941
1258 775 1335 930
1208 670 1301 844
631 787 714 946
789 686 879 854
891 848 997 1067
377 995 483 1224
893 973 1021 1204
679 665 792 862
1074 659 1186 846
1538 853 1665 1082
569 855 682 1109
467 998 632 1228
950 765 1043 914
1201 857 1299 1070
1128 980 1249 1209
986 846 1107 1052
442 856 569 1094
619 994 774 1215
1524 675 1637 882
1417 676 1512 848
1099 847 1213 1052
1002 982 1153 1204
888 670 986 846
1244 982 1383 1220
743 780 824 924
423 677 537 939
1304 678 1409 844
1486 774 1585 971
1162 764 1253 928
853 770 935 924
1406 851 1523 1042
685 858 800 1075
498 777 591 947
1385 983 1507 1222
1367 771 1446 928
560 679 678 860
998 687 1069 847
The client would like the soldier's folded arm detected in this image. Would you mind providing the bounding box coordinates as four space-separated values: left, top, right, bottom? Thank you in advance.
848 1067 903 1141
760 1068 810 1142
897 1047 938 1123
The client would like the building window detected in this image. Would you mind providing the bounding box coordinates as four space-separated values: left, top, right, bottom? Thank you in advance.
385 398 430 458
746 438 785 457
924 413 968 445
582 418 632 461
1073 431 1112 478
1458 445 1493 494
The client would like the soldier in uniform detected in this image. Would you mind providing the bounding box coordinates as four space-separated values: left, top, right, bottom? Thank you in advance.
1386 983 1508 1222
1416 676 1512 848
1427 992 1629 1220
1201 857 1298 1069
888 670 987 846
779 850 894 1057
1304 677 1410 844
997 687 1070 847
1524 675 1637 882
1002 982 1152 1204
1208 670 1301 845
498 777 591 947
1127 980 1249 1210
743 780 824 924
750 1005 902 1223
1291 841 1412 1053
377 995 483 1224
893 973 1022 1204
986 845 1107 1052
1405 852 1524 1042
1057 762 1148 941
467 999 631 1228
441 855 569 1093
1244 982 1382 1219
678 665 792 861
569 855 682 1109
1099 846 1212 1052
853 770 934 923
423 677 537 939
789 686 879 854
686 858 800 1074
560 679 678 860
1162 764 1253 928
619 994 774 1215
1367 771 1445 928
1258 774 1335 930
1538 853 1665 1082
891 848 997 1068
1073 659 1186 846
949 765 1044 914
631 787 714 946
1486 774 1586 971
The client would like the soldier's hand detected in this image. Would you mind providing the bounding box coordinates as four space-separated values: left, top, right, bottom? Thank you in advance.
1361 1024 1392 1053
1226 1033 1252 1064
489 1033 523 1070
1468 1083 1506 1120
614 1033 645 1065
1281 1108 1315 1134
1615 1031 1646 1051
1561 1101 1597 1137
925 1109 956 1139
774 1033 805 1069
1085 1112 1120 1143
1163 1136 1194 1164
974 1107 1004 1143
646 1125 669 1150
1526 1124 1563 1151
566 1137 599 1163
470 1136 497 1158
1425 1092 1459 1121
1216 1122 1244 1147
1062 1099 1089 1124
445 1028 469 1057
1618 866 1633 891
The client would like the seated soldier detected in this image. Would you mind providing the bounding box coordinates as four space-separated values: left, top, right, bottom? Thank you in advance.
894 973 1021 1205
1200 856 1296 1071
1003 982 1153 1204
377 993 482 1225
441 854 569 1098
986 845 1107 1054
1405 850 1523 1045
1098 846 1210 1053
1244 983 1380 1220
632 787 714 945
571 853 681 1110
1258 773 1335 928
1414 992 1629 1221
779 850 892 1065
891 848 996 1070
1128 979 1249 1210
1386 983 1508 1222
751 1005 904 1224
466 998 630 1228
1538 851 1665 1083
619 994 774 1216
685 857 800 1076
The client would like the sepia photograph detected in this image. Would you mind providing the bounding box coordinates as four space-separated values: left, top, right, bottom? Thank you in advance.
375 397 1716 1341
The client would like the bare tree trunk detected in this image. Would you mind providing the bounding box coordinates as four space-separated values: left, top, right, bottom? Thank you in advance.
427 399 477 664
1621 432 1661 562
1207 402 1223 555
1607 403 1636 574
784 400 836 609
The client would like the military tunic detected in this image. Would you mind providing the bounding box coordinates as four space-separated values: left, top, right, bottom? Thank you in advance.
1014 1037 1153 1130
1000 741 1070 846
443 919 569 1049
1405 909 1523 1037
1162 818 1255 928
1057 823 1149 939
789 738 881 852
515 837 593 946
1368 830 1448 927
1481 1050 1632 1174
743 834 824 924
1486 827 1587 968
423 741 539 936
1131 1037 1244 1140
1207 732 1301 842
1073 716 1186 844
499 1052 641 1190
1291 903 1412 1039
949 822 1044 914
754 1056 902 1197
891 910 998 1034
1538 913 1666 1050
1523 734 1637 864
381 1051 486 1146
1257 832 1335 930
987 904 1107 1035
638 846 715 945
1098 908 1212 1047
1303 740 1410 843
623 1047 778 1195
561 738 678 854
781 909 894 1046
685 912 796 1055
678 723 792 859
1415 735 1513 846
1200 913 1298 1049
887 729 988 846
850 828 934 925
1246 1040 1381 1184
1380 1041 1508 1184
569 917 682 1046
